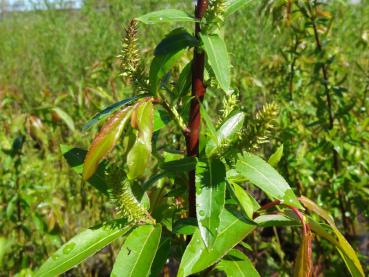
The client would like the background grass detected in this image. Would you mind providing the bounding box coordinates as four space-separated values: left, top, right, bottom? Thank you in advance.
0 0 368 276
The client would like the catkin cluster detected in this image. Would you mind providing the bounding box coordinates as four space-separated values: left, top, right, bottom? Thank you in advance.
118 20 148 93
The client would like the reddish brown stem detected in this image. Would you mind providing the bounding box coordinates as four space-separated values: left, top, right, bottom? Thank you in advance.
186 0 208 220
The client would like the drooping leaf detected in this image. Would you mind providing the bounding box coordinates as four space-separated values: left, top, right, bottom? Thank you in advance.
111 225 162 277
200 33 231 93
206 112 245 157
294 229 313 277
52 107 75 131
149 237 171 277
230 183 259 219
300 197 364 277
268 144 284 167
155 28 197 56
83 107 132 181
83 94 148 131
136 9 196 24
36 219 132 277
160 157 197 173
150 50 185 94
225 0 254 17
174 62 192 99
216 249 260 277
127 102 154 179
195 159 226 248
178 209 256 277
60 145 110 195
235 152 302 208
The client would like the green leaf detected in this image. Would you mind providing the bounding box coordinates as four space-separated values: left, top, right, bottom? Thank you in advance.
127 140 151 179
178 209 256 276
300 197 364 277
82 94 148 131
235 152 302 209
52 107 75 131
36 219 132 277
150 50 185 94
200 33 231 93
160 157 197 173
195 159 226 248
60 145 110 195
216 249 260 277
149 237 171 277
127 101 154 180
254 214 299 228
225 0 254 17
154 109 171 132
155 28 197 56
268 144 284 167
83 107 132 180
206 112 245 157
136 9 196 24
111 225 162 277
174 62 192 99
173 218 198 235
230 183 259 219
199 103 218 143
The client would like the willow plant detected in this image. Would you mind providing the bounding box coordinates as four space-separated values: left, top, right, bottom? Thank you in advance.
36 1 364 276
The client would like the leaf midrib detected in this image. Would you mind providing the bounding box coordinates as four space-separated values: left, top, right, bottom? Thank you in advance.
239 159 284 197
130 227 157 277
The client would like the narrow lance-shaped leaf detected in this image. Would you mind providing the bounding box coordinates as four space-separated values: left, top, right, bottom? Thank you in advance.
83 106 133 181
216 249 260 277
178 209 256 277
195 159 226 248
52 107 75 131
136 9 196 24
127 101 154 179
149 237 171 277
300 196 364 277
235 152 302 208
154 28 197 56
111 224 162 277
206 111 245 157
83 94 148 131
230 182 259 220
268 144 284 167
150 50 185 94
200 33 231 93
174 62 192 99
36 219 132 277
294 229 313 277
160 157 197 173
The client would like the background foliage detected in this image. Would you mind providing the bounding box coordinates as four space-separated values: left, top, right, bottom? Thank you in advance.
0 0 368 276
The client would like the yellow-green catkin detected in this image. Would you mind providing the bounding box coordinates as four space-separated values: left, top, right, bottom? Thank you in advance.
118 20 148 93
243 102 279 150
115 180 154 224
218 92 238 126
204 0 226 32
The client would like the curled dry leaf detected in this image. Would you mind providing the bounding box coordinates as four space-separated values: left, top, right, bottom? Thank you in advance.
83 106 133 181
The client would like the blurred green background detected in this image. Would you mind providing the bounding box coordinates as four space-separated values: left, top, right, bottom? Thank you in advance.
0 0 368 276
